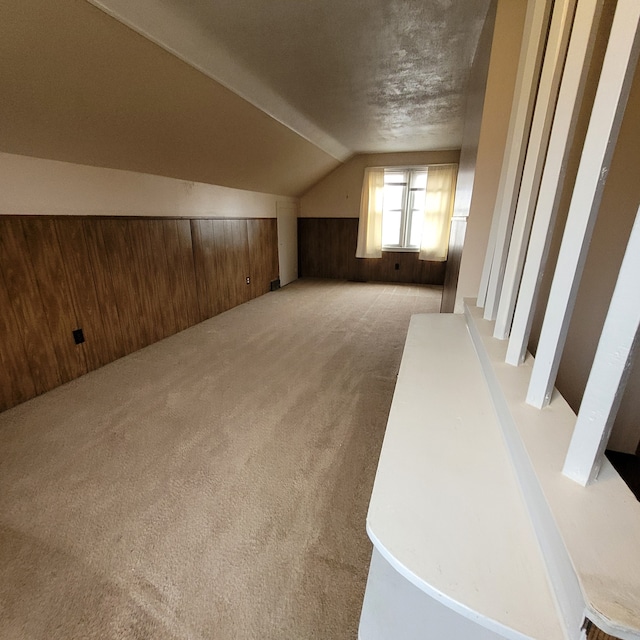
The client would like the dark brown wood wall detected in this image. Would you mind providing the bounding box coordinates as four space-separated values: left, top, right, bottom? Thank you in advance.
0 215 278 412
298 217 446 285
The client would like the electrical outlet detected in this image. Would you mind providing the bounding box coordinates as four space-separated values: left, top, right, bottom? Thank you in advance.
246 276 250 285
395 263 400 270
72 328 85 345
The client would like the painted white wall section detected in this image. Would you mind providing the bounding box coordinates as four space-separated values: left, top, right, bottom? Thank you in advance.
506 0 605 366
493 0 577 341
478 0 552 314
562 207 640 486
527 0 640 409
0 152 296 218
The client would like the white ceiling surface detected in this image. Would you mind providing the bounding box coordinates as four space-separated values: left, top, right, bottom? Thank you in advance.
88 0 492 161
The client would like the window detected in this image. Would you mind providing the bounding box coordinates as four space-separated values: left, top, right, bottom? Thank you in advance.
381 168 427 251
355 163 456 261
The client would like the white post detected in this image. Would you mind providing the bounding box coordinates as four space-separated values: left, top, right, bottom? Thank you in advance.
562 208 640 486
505 0 605 364
478 0 552 312
526 0 640 408
493 0 577 340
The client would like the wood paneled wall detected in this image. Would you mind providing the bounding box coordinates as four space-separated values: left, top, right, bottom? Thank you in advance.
298 218 446 285
0 216 278 412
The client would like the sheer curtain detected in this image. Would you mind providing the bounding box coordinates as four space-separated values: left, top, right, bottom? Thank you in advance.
355 167 385 258
419 164 457 261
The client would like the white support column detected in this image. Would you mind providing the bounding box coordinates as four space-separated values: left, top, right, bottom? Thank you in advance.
493 0 578 340
506 0 604 366
478 0 552 311
562 208 640 486
476 206 497 309
526 0 640 409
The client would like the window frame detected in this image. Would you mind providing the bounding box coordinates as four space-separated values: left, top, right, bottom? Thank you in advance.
381 167 428 252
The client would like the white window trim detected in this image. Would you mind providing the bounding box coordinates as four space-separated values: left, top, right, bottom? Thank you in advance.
381 166 427 252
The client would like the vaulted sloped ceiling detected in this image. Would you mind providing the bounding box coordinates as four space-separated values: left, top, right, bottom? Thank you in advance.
0 0 491 196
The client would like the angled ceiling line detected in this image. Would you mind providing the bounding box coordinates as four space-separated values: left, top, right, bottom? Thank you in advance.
85 0 353 162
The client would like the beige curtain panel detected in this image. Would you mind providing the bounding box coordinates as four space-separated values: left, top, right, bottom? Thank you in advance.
419 164 458 262
355 167 385 258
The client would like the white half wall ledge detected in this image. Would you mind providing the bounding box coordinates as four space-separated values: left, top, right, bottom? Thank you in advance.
465 301 640 640
362 305 640 640
364 314 568 640
0 152 297 218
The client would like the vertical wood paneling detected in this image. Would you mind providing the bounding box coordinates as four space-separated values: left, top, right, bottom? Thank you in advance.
224 219 251 308
248 218 279 297
0 214 278 412
0 268 36 410
586 622 617 640
298 217 320 278
150 220 179 338
0 217 63 394
267 219 279 283
125 219 169 344
191 219 217 320
298 218 359 280
298 218 445 285
330 219 357 280
211 219 234 314
206 218 224 317
82 219 126 363
192 218 270 318
163 219 200 332
189 220 207 321
128 219 165 345
100 219 149 354
55 217 114 371
21 217 88 382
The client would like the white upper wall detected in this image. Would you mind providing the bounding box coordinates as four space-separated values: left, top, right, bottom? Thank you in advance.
0 153 296 219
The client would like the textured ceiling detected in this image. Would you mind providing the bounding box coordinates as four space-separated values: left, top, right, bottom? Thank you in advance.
89 0 492 157
1 0 493 195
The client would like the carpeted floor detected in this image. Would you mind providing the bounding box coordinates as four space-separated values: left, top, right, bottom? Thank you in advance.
0 279 442 640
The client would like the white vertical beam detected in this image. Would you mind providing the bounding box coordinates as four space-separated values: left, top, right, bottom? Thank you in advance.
526 0 640 409
482 0 553 320
562 208 640 486
506 0 605 366
476 204 498 308
477 0 552 310
493 0 578 340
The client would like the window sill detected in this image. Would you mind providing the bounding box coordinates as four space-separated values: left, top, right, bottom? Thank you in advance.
382 247 420 253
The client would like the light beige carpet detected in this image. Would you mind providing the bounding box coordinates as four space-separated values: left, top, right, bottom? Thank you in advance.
0 279 442 640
